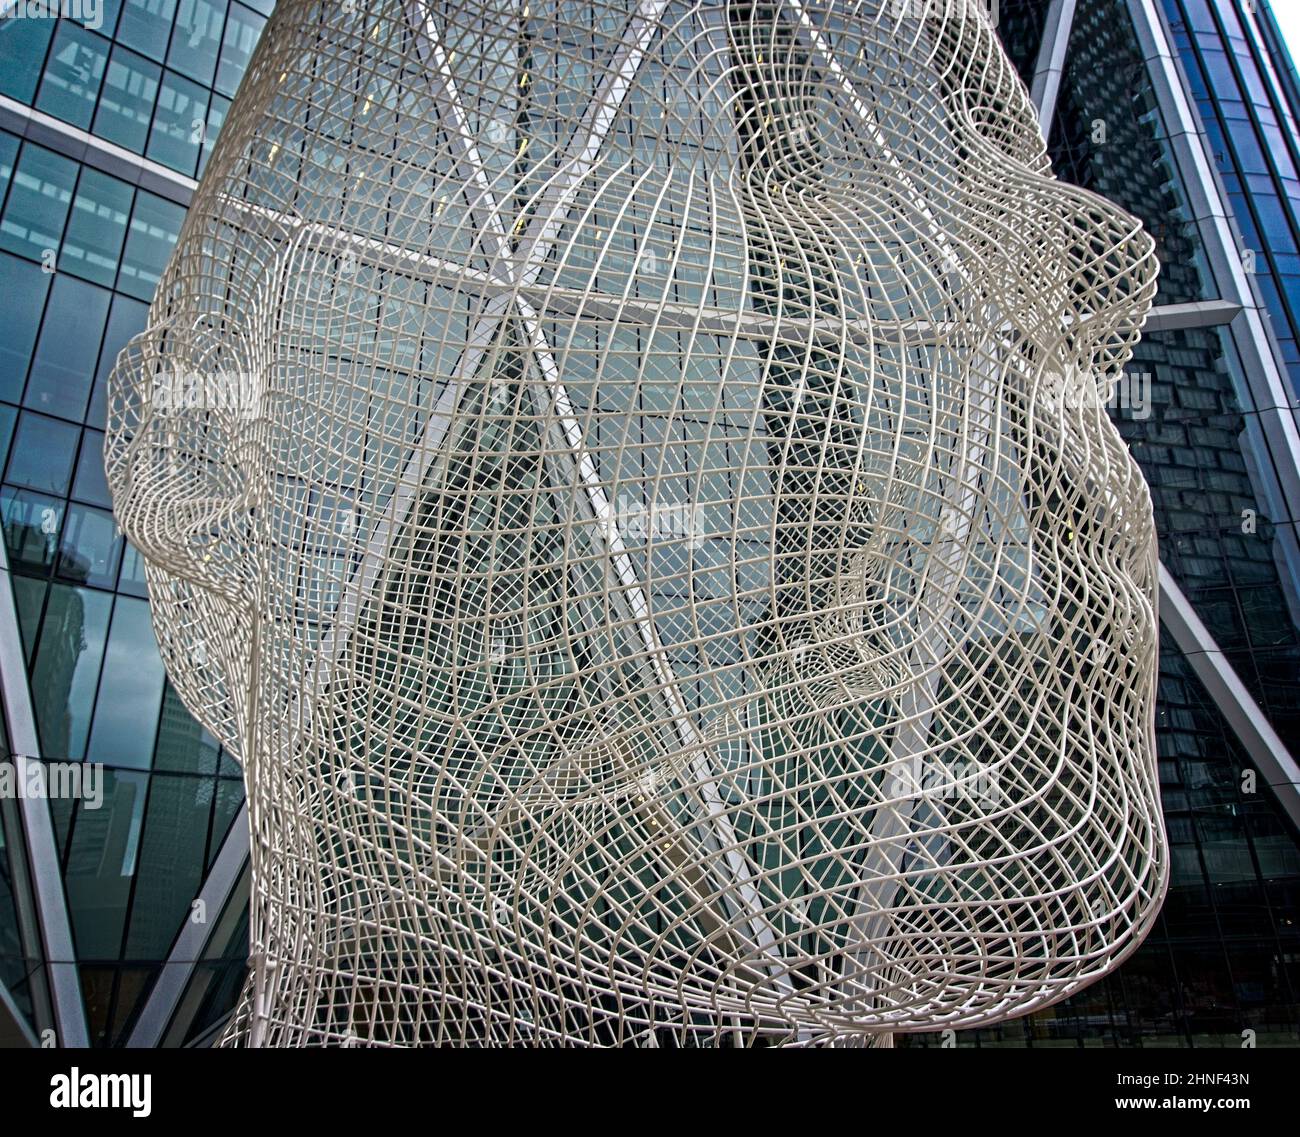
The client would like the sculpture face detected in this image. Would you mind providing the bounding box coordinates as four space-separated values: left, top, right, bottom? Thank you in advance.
106 0 1167 1045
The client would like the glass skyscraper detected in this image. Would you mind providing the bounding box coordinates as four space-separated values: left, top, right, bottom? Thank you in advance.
0 0 1297 1047
0 0 265 1047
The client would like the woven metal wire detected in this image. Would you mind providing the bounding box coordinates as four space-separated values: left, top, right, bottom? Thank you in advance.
105 0 1167 1046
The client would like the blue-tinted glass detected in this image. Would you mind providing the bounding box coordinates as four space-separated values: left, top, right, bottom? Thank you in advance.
58 502 123 589
105 966 157 1045
72 430 112 508
145 69 208 174
215 1 264 96
31 582 113 761
154 682 221 773
198 91 229 178
93 0 126 36
87 294 149 428
117 191 183 301
1227 124 1269 176
0 403 17 475
86 596 165 768
0 144 77 263
24 275 112 421
34 21 109 130
116 541 148 597
1239 58 1269 108
124 771 211 957
0 486 62 576
117 0 179 62
93 47 161 154
1182 0 1217 34
0 17 55 104
168 0 227 86
1255 193 1297 251
0 132 18 204
0 254 52 403
64 769 148 959
11 574 45 665
5 412 79 495
211 771 241 836
1201 48 1239 95
1282 275 1300 320
60 167 134 288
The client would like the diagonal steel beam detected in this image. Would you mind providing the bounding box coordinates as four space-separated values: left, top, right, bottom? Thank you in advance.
1158 565 1300 832
1029 0 1077 136
0 545 88 1047
126 802 250 1047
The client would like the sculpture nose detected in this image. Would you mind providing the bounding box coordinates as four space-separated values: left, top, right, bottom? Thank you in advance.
105 316 263 603
1054 189 1159 375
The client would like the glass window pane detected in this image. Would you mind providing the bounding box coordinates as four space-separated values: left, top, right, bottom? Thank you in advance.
64 769 148 959
168 0 227 86
116 541 149 597
0 144 77 264
0 253 53 404
58 502 123 589
106 966 156 1046
93 47 161 155
11 574 45 665
117 0 179 62
0 403 17 475
198 92 229 178
124 771 211 957
215 1 264 97
86 596 165 768
94 0 125 36
31 582 113 761
60 167 134 288
117 190 183 301
145 69 208 175
72 429 112 508
0 486 62 576
24 275 112 422
154 682 221 774
211 770 242 833
4 412 79 496
87 294 149 429
34 22 109 130
0 17 55 104
0 132 19 206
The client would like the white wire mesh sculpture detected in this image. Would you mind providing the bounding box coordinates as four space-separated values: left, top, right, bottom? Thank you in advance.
105 0 1168 1046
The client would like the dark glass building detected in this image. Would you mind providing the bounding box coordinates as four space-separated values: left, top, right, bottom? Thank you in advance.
0 0 1297 1047
0 0 265 1047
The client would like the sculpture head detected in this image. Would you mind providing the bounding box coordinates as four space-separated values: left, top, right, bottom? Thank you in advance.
106 0 1167 1045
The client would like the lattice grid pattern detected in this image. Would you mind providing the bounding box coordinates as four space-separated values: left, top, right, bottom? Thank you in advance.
105 0 1168 1046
